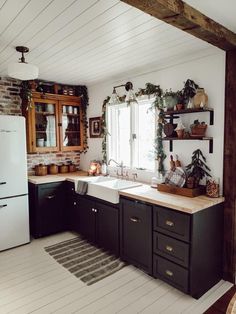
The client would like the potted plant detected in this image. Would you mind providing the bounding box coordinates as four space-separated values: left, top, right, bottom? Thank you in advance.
176 90 184 110
181 79 199 107
190 119 207 137
185 149 211 188
175 120 185 138
163 89 178 111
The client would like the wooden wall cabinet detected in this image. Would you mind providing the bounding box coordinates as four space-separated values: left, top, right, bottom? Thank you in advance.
26 92 84 153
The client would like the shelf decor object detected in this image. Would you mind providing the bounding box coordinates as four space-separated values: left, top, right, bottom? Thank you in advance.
157 183 206 197
8 46 39 80
163 108 214 153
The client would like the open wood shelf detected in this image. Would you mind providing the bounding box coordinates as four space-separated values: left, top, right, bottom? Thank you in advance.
164 107 214 125
162 137 213 153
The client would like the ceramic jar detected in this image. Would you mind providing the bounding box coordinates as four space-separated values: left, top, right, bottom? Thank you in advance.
193 88 208 108
206 177 220 198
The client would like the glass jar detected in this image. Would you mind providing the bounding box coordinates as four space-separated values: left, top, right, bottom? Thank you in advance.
206 177 220 198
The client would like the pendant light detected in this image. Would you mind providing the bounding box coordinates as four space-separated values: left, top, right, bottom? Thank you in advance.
8 46 39 80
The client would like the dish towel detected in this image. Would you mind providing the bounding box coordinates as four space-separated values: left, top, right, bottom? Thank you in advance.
77 181 88 195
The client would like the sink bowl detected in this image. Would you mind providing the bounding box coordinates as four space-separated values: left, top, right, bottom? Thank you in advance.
87 179 142 204
73 176 115 190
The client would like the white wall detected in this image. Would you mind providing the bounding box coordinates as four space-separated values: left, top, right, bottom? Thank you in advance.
80 49 225 187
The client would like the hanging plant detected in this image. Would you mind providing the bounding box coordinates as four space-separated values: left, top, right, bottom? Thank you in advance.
151 90 166 175
101 96 110 163
20 81 33 112
76 85 89 153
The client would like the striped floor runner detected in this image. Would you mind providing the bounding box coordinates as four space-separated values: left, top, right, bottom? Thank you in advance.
44 236 126 286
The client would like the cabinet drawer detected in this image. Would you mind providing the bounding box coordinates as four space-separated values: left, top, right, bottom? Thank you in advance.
153 255 189 293
153 206 190 242
153 232 189 267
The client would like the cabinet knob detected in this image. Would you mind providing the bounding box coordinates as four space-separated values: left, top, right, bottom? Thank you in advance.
0 204 7 209
73 202 77 205
46 195 55 200
165 220 174 227
0 182 6 185
130 216 140 223
166 245 173 252
165 270 173 277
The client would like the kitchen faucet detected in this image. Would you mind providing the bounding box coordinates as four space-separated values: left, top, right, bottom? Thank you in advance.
107 158 124 177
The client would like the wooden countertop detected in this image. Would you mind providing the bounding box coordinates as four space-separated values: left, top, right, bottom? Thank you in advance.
28 171 88 184
119 185 224 214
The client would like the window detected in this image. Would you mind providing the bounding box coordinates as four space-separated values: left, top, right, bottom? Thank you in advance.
107 99 156 171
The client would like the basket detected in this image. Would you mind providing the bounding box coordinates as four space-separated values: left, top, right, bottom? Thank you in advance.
190 124 207 137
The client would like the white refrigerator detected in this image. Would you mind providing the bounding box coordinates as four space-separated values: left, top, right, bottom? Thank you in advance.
0 115 30 251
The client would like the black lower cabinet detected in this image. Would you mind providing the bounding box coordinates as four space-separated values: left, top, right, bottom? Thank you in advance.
153 204 223 299
77 195 119 255
65 181 78 231
77 197 96 242
96 202 119 254
120 197 152 274
29 182 66 238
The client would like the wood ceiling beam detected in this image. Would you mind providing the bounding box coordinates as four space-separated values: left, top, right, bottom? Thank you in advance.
120 0 236 51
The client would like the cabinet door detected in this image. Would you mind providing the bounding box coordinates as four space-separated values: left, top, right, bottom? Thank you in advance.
65 181 78 231
28 98 60 153
58 101 83 151
77 197 96 242
96 202 119 255
120 198 152 274
38 183 65 237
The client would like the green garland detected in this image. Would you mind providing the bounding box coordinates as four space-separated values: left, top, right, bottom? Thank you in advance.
101 96 110 163
152 95 166 175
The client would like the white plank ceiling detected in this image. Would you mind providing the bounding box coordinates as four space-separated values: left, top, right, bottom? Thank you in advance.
0 0 224 86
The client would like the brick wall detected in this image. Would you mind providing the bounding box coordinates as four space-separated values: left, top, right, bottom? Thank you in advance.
0 77 81 174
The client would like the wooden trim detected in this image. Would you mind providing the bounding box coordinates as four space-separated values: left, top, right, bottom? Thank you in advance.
32 91 82 102
223 49 236 283
120 0 236 51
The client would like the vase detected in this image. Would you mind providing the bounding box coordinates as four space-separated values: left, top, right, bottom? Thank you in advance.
193 88 208 108
176 129 184 138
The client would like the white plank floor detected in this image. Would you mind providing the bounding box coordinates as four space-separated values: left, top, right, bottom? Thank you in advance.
0 232 232 314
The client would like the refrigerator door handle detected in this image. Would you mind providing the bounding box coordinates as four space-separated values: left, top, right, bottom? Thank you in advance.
0 204 7 209
0 182 6 185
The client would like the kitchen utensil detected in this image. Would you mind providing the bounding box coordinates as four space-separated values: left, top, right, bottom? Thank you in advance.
48 164 58 175
35 164 48 176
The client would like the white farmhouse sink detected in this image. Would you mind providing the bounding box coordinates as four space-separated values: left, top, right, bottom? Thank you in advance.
87 179 142 204
73 176 115 190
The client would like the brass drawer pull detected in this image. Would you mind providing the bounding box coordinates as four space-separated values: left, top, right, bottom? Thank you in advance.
166 245 173 252
46 195 55 200
165 269 173 277
166 220 174 227
130 217 140 223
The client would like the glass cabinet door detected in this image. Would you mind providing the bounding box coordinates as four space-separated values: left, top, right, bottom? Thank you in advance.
60 103 82 150
33 100 59 151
